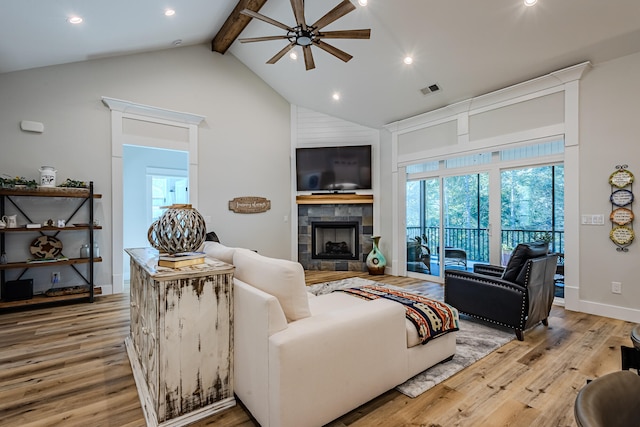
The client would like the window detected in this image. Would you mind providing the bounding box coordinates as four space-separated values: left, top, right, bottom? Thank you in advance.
147 168 188 222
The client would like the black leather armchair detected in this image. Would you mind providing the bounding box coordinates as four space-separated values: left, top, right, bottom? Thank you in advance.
444 242 558 341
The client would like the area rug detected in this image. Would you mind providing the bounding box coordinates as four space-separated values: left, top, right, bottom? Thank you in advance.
306 277 515 398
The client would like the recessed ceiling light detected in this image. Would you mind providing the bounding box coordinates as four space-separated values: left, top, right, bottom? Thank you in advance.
404 56 413 65
524 0 537 6
68 16 83 24
358 0 368 6
290 51 298 60
332 92 341 101
172 39 182 46
165 9 176 16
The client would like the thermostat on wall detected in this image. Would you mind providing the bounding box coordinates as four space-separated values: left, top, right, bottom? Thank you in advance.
20 120 44 133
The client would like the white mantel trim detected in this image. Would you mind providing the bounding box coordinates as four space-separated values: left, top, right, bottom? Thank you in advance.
102 97 205 125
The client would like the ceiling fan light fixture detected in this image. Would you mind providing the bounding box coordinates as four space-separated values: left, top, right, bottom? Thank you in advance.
297 36 312 46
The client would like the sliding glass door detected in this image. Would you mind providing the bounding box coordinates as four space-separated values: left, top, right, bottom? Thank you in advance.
404 139 564 288
501 164 564 297
406 173 488 278
406 178 439 275
443 173 489 272
500 165 564 254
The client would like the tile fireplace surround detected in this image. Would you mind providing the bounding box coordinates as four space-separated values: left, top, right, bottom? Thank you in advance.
298 201 373 271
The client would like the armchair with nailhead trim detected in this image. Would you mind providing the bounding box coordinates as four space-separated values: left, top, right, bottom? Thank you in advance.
444 242 558 341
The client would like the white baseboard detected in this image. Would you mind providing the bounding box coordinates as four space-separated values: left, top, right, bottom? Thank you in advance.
99 284 114 295
564 285 640 323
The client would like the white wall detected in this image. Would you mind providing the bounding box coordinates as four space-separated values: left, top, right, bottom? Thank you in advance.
577 51 640 315
0 43 291 293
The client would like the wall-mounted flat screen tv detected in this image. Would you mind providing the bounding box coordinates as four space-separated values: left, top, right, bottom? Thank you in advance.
296 145 372 191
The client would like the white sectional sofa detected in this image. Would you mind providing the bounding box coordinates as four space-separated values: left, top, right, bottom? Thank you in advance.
202 241 457 427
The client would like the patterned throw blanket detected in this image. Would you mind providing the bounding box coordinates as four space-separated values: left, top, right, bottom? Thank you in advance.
336 285 459 345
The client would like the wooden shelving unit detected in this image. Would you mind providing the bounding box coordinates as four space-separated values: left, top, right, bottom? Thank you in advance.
0 182 102 311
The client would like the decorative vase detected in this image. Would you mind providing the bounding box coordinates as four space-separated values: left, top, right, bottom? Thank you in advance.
147 204 207 255
39 166 57 187
366 235 387 275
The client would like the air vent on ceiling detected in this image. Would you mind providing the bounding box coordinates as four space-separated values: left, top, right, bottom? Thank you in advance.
420 83 441 95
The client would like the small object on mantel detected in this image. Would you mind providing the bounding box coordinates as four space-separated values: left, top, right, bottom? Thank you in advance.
158 252 206 268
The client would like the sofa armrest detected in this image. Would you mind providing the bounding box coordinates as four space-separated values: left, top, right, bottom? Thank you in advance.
267 298 408 427
233 278 288 426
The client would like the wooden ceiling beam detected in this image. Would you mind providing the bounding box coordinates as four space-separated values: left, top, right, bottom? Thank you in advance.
212 0 269 54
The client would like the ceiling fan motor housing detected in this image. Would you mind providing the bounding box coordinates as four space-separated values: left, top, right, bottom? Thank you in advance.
289 27 316 46
239 0 371 70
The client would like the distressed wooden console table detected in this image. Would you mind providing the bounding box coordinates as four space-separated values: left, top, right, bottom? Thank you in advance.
125 247 235 427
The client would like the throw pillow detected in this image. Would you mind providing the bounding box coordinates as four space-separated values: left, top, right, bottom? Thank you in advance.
233 248 311 322
201 241 235 265
502 242 548 282
205 231 220 242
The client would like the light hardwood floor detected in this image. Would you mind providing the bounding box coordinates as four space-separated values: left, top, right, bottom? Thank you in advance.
0 271 635 427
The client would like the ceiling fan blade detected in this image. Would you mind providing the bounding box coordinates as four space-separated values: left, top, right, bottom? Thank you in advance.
266 42 296 64
313 40 353 63
240 9 293 32
317 29 371 39
239 35 291 43
312 0 356 31
290 0 307 29
303 45 316 70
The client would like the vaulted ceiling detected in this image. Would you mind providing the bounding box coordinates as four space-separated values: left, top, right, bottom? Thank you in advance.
2 0 640 128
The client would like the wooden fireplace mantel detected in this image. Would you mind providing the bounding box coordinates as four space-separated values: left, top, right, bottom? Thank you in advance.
296 194 373 205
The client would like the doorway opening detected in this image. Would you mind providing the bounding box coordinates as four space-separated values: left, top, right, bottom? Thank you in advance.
123 146 188 283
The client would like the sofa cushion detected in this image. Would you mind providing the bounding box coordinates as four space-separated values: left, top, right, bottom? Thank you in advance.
201 241 235 264
308 292 426 348
501 242 548 282
233 248 311 322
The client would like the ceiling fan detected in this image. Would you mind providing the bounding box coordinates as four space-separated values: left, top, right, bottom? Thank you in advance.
238 0 371 70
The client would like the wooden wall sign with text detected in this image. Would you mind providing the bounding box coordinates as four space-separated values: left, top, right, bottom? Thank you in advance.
228 197 271 214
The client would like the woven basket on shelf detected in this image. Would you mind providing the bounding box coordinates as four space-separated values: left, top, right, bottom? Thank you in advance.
147 204 207 255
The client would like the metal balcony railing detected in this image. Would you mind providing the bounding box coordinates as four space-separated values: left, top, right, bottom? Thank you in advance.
407 226 564 264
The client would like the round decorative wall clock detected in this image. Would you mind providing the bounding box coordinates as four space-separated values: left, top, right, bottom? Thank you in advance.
610 226 635 246
610 208 634 226
610 189 634 207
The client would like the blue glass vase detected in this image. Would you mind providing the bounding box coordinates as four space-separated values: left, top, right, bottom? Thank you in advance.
366 235 386 275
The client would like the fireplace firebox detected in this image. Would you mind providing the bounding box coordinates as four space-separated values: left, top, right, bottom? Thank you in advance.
311 221 359 260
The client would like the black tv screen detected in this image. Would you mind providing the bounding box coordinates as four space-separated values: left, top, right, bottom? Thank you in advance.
296 145 372 191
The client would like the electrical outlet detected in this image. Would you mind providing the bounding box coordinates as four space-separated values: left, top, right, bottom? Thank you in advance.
51 272 61 285
611 281 622 294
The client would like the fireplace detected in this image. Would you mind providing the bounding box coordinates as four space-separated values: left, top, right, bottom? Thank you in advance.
312 222 359 260
298 202 373 271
